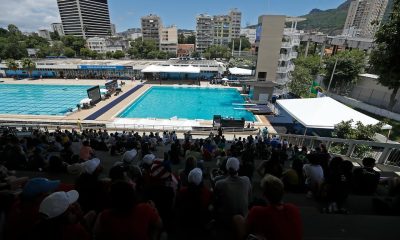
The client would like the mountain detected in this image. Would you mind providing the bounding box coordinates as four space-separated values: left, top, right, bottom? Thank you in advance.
296 0 352 35
297 0 394 36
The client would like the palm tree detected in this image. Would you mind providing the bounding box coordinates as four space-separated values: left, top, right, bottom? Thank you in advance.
6 59 19 79
21 58 36 79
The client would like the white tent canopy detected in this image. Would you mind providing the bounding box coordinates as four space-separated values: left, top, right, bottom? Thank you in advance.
141 65 200 73
277 97 392 130
228 67 252 76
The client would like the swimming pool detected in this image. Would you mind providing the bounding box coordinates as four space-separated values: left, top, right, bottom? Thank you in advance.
0 84 92 115
118 86 256 121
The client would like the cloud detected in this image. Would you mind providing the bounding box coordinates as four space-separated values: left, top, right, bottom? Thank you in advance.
0 0 60 32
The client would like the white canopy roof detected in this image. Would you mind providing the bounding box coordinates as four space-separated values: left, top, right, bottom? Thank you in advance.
228 67 252 76
277 97 392 130
141 65 200 73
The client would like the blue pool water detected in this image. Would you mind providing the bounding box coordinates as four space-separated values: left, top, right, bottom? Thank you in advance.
0 84 92 115
119 86 256 121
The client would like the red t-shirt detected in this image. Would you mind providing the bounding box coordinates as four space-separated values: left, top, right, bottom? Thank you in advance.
96 203 161 240
247 203 303 240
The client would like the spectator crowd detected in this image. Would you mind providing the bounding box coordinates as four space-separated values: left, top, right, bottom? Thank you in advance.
0 126 399 240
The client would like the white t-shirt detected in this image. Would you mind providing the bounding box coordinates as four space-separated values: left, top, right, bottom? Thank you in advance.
303 164 324 185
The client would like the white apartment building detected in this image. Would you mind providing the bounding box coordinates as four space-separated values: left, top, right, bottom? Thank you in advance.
141 14 162 45
196 14 213 52
196 10 242 52
229 9 242 39
87 37 127 53
38 29 51 40
51 23 64 36
240 28 257 44
343 0 388 38
129 33 143 40
87 37 107 53
160 25 178 54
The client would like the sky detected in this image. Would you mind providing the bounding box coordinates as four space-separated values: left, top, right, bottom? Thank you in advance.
0 0 345 32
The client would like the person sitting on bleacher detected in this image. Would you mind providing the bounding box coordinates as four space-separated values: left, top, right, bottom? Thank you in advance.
94 181 162 240
214 157 252 225
353 157 381 195
5 178 60 240
246 175 302 240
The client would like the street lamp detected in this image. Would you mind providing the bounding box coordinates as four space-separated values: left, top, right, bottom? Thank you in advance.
327 58 338 93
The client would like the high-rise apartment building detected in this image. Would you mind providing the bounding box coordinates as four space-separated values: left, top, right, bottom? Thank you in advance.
196 14 213 52
196 10 242 52
160 25 178 54
38 29 51 40
56 0 111 38
343 0 388 38
229 9 242 39
213 15 231 45
110 23 116 36
141 14 162 45
51 23 64 36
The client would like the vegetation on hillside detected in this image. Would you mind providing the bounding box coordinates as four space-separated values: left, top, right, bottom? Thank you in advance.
297 0 394 35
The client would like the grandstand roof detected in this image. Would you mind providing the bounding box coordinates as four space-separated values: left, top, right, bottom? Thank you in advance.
277 97 392 130
141 65 201 73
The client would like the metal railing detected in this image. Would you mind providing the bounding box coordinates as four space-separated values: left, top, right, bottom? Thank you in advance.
276 133 400 165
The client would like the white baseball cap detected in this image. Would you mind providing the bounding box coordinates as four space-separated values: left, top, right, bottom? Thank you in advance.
81 158 100 174
39 190 79 219
188 168 203 186
142 154 156 165
226 157 240 171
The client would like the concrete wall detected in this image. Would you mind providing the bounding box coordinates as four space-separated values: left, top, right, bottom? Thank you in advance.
253 86 274 102
255 15 285 82
350 75 400 113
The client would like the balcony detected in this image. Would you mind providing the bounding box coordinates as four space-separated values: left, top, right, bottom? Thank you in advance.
275 76 291 85
283 28 301 36
276 64 295 73
279 52 298 61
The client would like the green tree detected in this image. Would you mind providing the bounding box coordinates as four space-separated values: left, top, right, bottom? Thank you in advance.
80 48 91 59
50 41 65 56
61 35 86 53
370 0 400 110
50 31 60 41
105 51 113 59
191 51 200 58
228 37 251 51
294 55 321 77
288 66 313 97
129 39 158 59
96 53 105 60
112 50 125 59
147 50 159 59
21 58 36 78
204 45 231 59
178 33 186 44
167 52 177 59
89 50 98 59
6 59 19 70
186 34 196 44
323 50 365 92
37 45 51 58
64 47 75 58
6 59 19 79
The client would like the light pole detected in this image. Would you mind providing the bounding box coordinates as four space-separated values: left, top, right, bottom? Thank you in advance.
327 58 338 93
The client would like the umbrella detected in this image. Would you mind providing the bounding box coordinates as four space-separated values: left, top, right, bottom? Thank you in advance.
222 77 229 81
100 89 108 94
80 98 91 104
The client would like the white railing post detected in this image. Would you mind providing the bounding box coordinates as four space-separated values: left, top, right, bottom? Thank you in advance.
346 141 356 157
378 147 392 164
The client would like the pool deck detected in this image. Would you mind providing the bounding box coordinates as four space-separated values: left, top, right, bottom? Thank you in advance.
0 78 276 133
